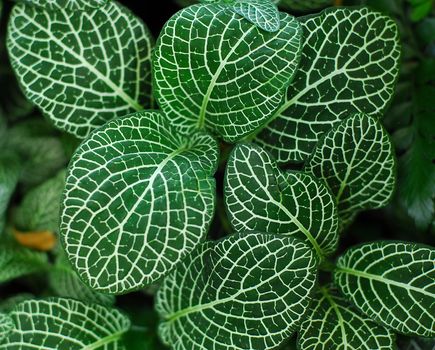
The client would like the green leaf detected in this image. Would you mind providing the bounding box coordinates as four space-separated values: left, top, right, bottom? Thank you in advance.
298 286 395 350
153 3 302 142
0 294 34 313
156 232 318 350
15 170 65 233
255 7 401 163
0 153 20 220
305 113 396 227
231 0 280 32
7 1 154 138
60 111 218 294
224 143 338 258
0 241 48 283
49 252 115 306
334 241 435 337
278 0 331 11
0 313 13 343
0 298 130 349
19 0 108 11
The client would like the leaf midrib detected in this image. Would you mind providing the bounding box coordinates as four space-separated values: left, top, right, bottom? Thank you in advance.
82 330 124 350
320 287 348 348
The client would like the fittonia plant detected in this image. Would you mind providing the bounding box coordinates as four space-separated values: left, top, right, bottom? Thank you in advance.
0 0 434 349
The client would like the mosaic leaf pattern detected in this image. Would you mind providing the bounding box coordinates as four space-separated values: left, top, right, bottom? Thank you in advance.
305 113 396 225
231 0 280 32
0 313 13 343
335 241 435 337
156 232 318 350
7 1 153 138
298 287 394 350
0 298 130 349
256 7 401 163
224 143 338 258
19 0 108 11
153 4 302 142
60 111 218 294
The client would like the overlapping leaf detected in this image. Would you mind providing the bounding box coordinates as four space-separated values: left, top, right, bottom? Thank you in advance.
153 3 302 142
0 298 130 349
7 1 153 138
60 111 218 294
335 241 435 337
298 286 395 350
305 113 396 226
19 0 108 11
225 143 338 257
156 232 317 350
0 313 13 343
255 7 401 163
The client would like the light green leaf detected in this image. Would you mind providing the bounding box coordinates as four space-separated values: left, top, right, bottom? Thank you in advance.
153 3 302 142
334 241 435 337
231 0 280 32
7 1 153 138
0 313 13 343
15 170 65 233
156 232 317 350
224 143 338 258
0 298 130 349
305 113 396 227
0 241 48 283
255 7 401 163
0 153 20 220
19 0 108 11
50 252 115 306
60 111 218 294
298 286 395 350
278 0 331 11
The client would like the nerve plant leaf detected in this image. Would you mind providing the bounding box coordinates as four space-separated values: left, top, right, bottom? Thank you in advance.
156 232 317 350
224 143 338 258
60 111 218 294
7 1 153 138
298 286 395 350
334 241 435 337
305 113 396 227
255 7 401 163
19 0 108 11
0 298 130 349
0 313 13 343
153 3 302 142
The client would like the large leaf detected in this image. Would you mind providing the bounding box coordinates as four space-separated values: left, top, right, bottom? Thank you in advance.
156 232 317 350
19 0 108 11
334 241 435 337
7 1 153 138
60 111 218 294
0 298 130 349
15 170 65 233
224 143 338 258
255 7 401 163
153 3 302 142
298 286 395 350
305 113 396 227
0 313 13 343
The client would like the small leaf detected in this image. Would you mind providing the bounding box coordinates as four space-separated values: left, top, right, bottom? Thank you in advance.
153 3 302 142
19 0 108 11
298 286 395 350
7 1 154 138
0 298 130 349
156 232 318 350
255 7 401 163
60 111 218 294
224 143 338 258
334 241 435 337
305 113 396 227
231 0 280 32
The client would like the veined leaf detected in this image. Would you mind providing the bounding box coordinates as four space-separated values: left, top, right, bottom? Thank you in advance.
298 286 395 350
305 113 396 226
0 294 34 313
0 298 130 349
0 313 13 343
153 4 302 142
224 143 338 258
279 0 331 11
19 0 108 11
15 170 65 233
156 232 317 350
7 1 153 138
255 7 401 163
334 241 435 337
0 241 48 283
60 111 218 294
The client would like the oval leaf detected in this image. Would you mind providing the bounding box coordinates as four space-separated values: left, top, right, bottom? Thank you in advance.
224 143 338 258
153 4 302 142
0 298 130 349
19 0 108 11
256 7 401 163
299 286 395 350
305 113 396 226
7 1 153 138
60 111 218 294
334 241 435 337
156 232 317 350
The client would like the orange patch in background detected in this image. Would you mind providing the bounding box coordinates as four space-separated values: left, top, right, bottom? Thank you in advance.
14 229 57 251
